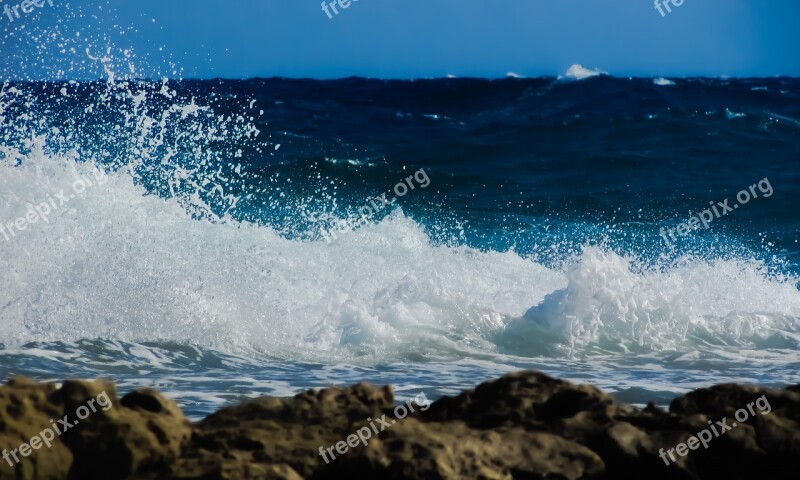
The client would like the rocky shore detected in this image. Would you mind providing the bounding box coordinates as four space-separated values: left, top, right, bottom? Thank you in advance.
0 371 798 479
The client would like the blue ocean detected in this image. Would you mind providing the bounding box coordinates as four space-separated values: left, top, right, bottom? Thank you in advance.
1 75 799 419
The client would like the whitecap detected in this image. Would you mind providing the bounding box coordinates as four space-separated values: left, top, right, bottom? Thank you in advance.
561 64 606 80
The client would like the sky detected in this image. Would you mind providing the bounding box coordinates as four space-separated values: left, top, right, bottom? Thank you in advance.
1 0 799 79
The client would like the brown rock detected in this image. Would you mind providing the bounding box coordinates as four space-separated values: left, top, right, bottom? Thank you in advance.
1 372 799 479
0 377 72 480
321 419 604 479
58 384 191 479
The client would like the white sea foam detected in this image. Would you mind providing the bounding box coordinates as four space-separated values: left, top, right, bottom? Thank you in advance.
502 248 800 357
561 64 606 80
1 146 799 363
653 78 676 86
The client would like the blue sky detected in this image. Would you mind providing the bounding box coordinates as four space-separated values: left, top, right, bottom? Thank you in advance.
2 0 799 79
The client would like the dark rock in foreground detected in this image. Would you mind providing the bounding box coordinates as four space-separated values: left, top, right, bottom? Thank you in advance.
0 371 798 479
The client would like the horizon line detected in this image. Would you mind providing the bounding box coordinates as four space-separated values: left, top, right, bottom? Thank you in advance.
4 74 799 83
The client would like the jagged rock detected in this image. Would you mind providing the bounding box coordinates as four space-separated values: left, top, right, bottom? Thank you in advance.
0 378 190 480
0 372 798 479
58 383 191 479
0 377 72 480
423 371 632 429
178 382 397 478
320 419 604 479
